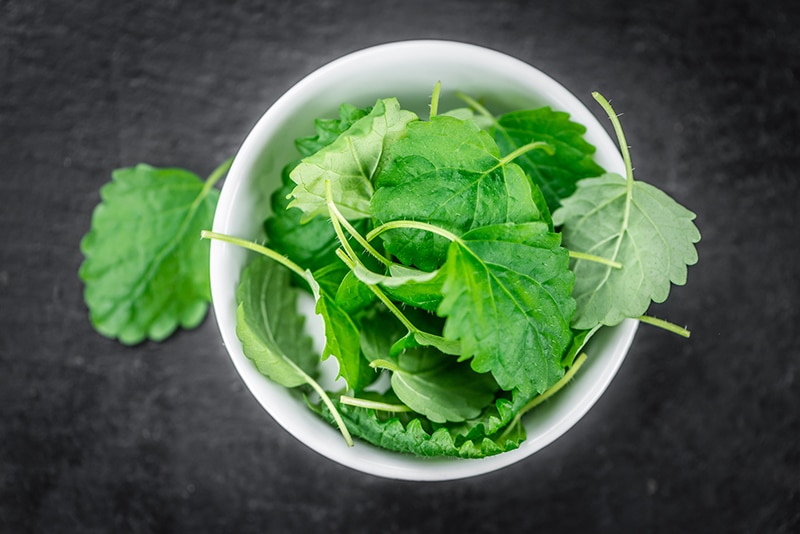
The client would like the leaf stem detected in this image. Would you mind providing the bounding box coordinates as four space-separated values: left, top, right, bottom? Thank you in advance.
499 353 588 442
369 358 401 373
592 92 634 186
293 364 354 446
339 395 412 413
325 181 392 266
201 157 234 196
429 81 442 120
334 250 417 332
200 230 307 280
637 315 691 338
495 141 554 169
324 181 363 266
455 91 500 127
568 250 623 269
367 219 460 244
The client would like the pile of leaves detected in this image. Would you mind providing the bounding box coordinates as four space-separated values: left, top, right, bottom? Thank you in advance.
80 86 700 458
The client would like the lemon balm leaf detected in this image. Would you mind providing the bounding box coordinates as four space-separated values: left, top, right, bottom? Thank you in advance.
236 256 353 446
438 222 576 396
492 107 606 211
553 174 700 328
552 94 700 330
371 115 547 271
235 256 319 383
294 102 372 157
372 346 499 424
312 400 523 458
288 98 417 221
79 162 225 344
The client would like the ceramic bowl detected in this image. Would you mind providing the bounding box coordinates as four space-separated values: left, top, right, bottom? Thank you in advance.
209 40 638 481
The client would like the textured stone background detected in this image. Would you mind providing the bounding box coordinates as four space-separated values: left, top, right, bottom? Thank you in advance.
1 0 798 532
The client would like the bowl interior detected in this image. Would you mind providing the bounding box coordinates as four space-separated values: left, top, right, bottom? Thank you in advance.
210 40 637 481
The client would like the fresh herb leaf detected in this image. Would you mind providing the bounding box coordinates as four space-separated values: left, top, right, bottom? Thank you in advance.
491 108 606 211
295 103 372 157
235 255 319 383
79 162 226 344
372 345 499 424
235 254 353 445
552 93 700 330
372 265 447 313
312 401 522 458
438 222 576 395
288 98 417 221
265 103 374 274
314 287 376 392
371 115 547 271
334 270 377 316
553 173 700 329
264 165 358 274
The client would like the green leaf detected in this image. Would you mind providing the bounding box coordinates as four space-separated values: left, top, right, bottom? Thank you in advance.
312 401 523 458
265 165 365 275
79 163 221 344
374 345 499 424
492 107 606 211
552 173 701 329
359 307 408 364
312 277 376 393
288 98 417 221
265 104 373 274
295 103 372 157
438 222 576 395
235 255 318 385
371 115 544 271
334 270 377 315
377 265 446 313
350 261 445 312
561 325 601 367
236 255 354 446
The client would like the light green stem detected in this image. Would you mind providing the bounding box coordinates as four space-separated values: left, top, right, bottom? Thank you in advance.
293 364 353 447
200 230 307 279
325 181 392 266
638 315 691 338
568 250 623 269
367 219 460 244
340 395 412 413
455 91 499 127
429 81 442 119
499 353 588 442
369 358 401 373
495 141 554 169
202 157 234 195
592 92 634 186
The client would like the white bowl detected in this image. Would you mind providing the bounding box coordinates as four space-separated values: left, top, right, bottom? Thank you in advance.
209 40 638 481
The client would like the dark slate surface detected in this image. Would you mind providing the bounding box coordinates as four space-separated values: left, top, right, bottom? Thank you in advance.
2 0 798 532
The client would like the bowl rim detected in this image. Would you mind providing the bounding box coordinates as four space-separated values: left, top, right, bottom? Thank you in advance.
209 39 638 481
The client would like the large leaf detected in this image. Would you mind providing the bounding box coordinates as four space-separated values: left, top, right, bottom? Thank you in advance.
235 256 318 386
373 345 499 424
438 222 576 396
265 165 366 274
312 401 523 459
288 98 417 221
552 173 701 329
79 164 219 344
492 107 605 211
371 115 545 271
237 256 354 445
265 103 373 274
